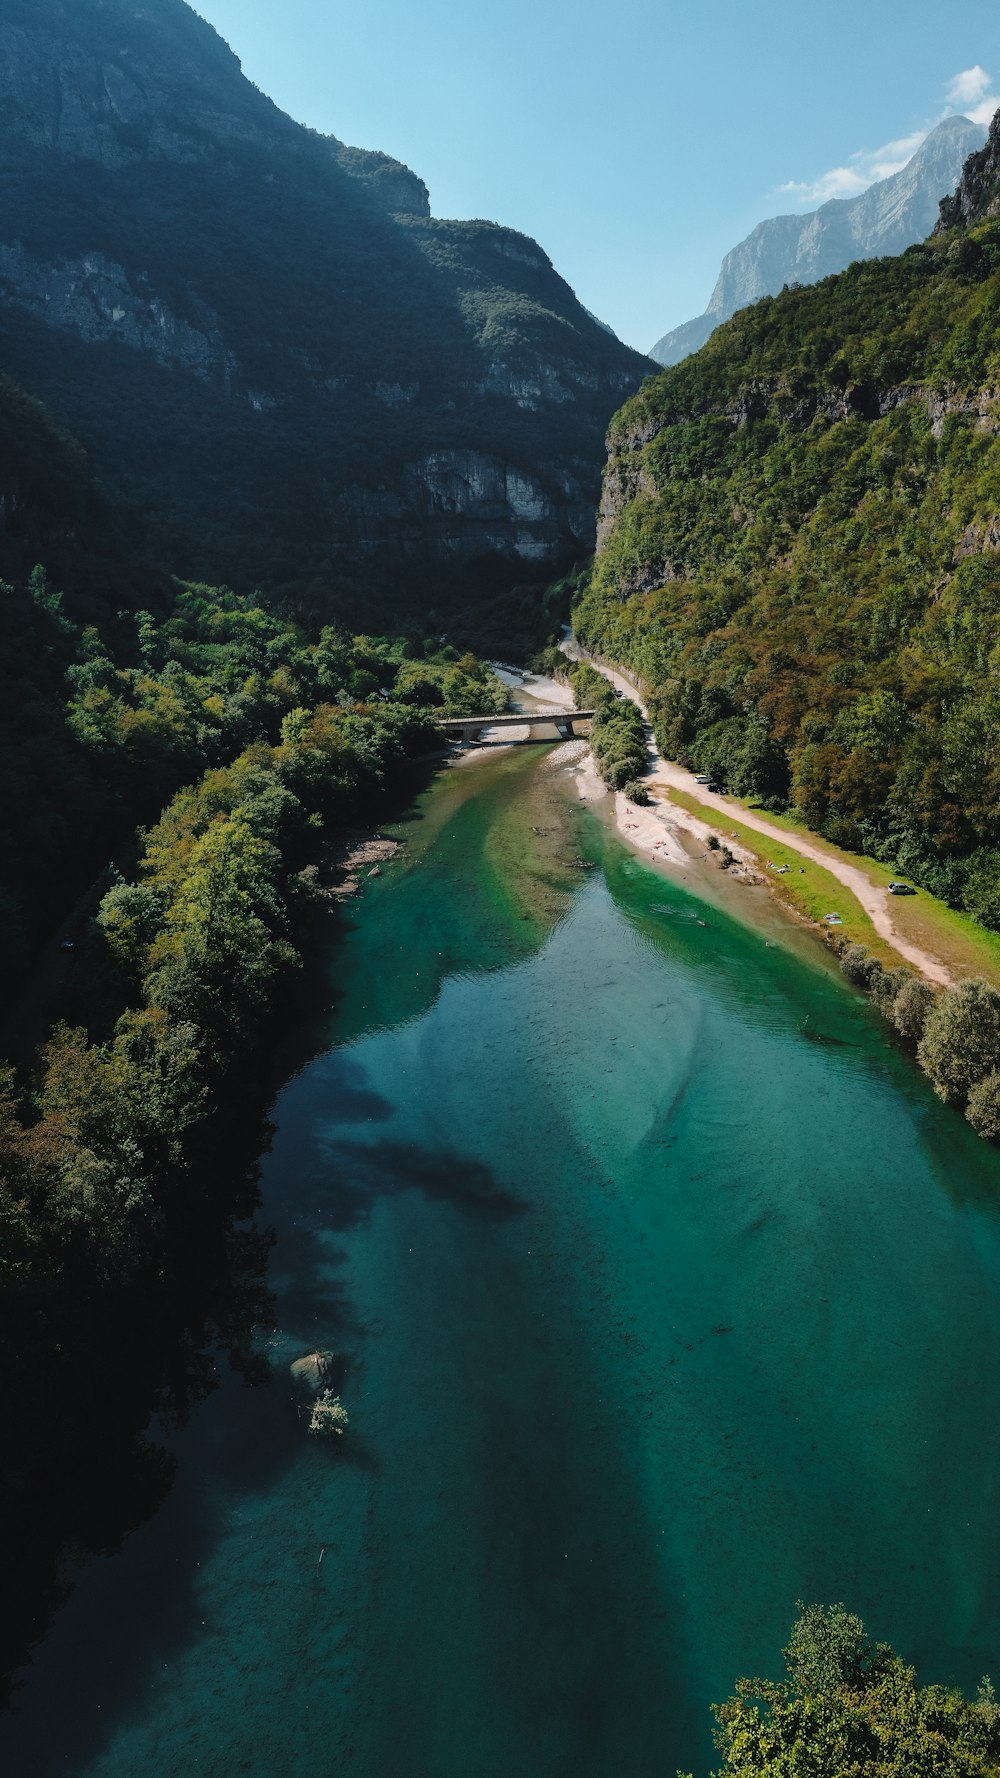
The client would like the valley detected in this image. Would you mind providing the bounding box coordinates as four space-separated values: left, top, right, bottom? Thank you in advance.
2 5 1000 1774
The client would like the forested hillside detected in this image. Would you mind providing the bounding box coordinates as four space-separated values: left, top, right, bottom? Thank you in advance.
0 0 650 623
0 365 511 1692
0 367 511 998
577 122 1000 930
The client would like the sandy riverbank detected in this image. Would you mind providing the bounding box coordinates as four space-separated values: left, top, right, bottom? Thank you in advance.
561 639 954 985
456 665 760 885
565 746 759 877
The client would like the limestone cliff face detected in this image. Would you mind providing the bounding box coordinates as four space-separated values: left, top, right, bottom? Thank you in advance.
0 0 651 613
0 243 238 379
650 117 984 367
937 107 1000 229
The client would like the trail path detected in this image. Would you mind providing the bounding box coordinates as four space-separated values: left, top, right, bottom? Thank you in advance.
562 639 953 986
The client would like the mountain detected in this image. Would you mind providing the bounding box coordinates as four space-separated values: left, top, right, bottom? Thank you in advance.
938 105 1000 229
575 124 1000 931
650 116 985 367
0 0 651 623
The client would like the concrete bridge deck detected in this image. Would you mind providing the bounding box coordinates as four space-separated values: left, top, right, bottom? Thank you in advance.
438 710 594 745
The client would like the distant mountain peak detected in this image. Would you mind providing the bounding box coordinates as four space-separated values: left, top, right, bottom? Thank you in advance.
650 115 986 367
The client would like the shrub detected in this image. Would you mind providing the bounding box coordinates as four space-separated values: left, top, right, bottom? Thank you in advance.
621 779 650 805
870 966 912 1018
784 1602 877 1696
967 1072 1000 1140
840 945 882 990
918 978 1000 1105
603 755 639 791
892 976 935 1040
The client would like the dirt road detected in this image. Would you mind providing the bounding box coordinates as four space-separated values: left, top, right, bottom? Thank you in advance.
562 639 953 986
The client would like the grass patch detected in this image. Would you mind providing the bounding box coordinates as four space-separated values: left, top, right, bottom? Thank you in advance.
665 788 904 967
730 797 1000 989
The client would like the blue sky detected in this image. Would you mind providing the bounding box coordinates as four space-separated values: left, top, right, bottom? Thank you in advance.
193 0 1000 352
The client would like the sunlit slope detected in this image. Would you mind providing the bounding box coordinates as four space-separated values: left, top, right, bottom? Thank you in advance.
578 127 1000 935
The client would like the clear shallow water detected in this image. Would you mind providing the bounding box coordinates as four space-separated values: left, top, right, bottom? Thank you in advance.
6 745 1000 1776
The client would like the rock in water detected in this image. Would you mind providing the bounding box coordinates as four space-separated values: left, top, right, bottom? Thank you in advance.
290 1351 335 1394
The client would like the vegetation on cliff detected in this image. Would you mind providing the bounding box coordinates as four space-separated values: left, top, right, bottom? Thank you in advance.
681 1604 1000 1777
0 367 511 1687
576 202 1000 933
0 0 650 622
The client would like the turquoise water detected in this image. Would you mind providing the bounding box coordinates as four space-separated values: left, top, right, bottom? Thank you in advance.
6 744 1000 1776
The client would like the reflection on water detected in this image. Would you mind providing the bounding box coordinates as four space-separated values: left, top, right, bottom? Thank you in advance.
5 744 1000 1778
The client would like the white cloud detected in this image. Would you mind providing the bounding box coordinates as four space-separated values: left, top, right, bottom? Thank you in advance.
778 68 997 210
947 65 992 107
966 94 999 126
947 65 997 125
779 133 928 207
780 167 868 203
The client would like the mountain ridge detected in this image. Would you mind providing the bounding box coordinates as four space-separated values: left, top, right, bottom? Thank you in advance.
650 116 984 366
0 0 651 622
578 126 1000 932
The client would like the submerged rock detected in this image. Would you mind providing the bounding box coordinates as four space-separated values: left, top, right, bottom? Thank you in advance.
290 1350 336 1395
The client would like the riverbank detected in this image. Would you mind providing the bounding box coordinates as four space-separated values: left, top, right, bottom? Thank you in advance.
491 665 766 902
10 732 1000 1778
559 639 973 988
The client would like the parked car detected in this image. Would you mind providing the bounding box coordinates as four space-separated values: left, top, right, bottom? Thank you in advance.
888 882 917 896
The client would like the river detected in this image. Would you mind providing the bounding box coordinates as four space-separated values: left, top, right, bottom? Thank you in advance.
5 739 1000 1778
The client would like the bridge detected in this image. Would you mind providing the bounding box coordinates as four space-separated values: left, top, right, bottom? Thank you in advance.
438 710 595 746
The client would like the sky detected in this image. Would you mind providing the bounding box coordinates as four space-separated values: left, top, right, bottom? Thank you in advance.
191 0 1000 352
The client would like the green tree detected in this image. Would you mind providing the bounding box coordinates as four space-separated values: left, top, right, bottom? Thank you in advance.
967 1072 1000 1140
679 1605 1000 1777
893 976 935 1041
918 979 1000 1105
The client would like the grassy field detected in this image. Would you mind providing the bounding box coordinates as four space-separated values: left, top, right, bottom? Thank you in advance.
665 789 903 967
665 787 1000 987
730 795 1000 987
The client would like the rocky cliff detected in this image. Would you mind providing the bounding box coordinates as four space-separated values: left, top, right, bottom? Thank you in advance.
937 107 1000 229
581 132 1000 905
0 0 651 620
650 116 984 367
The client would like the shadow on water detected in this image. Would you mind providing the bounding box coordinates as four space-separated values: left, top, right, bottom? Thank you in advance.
0 1107 538 1777
308 1136 530 1229
22 747 1000 1775
0 858 391 1723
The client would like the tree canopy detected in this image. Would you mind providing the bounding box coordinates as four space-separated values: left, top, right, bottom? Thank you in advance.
681 1605 1000 1778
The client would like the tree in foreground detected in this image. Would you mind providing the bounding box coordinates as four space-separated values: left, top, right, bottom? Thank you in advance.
893 975 935 1040
968 1072 1000 1141
678 1604 1000 1777
918 979 1000 1105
